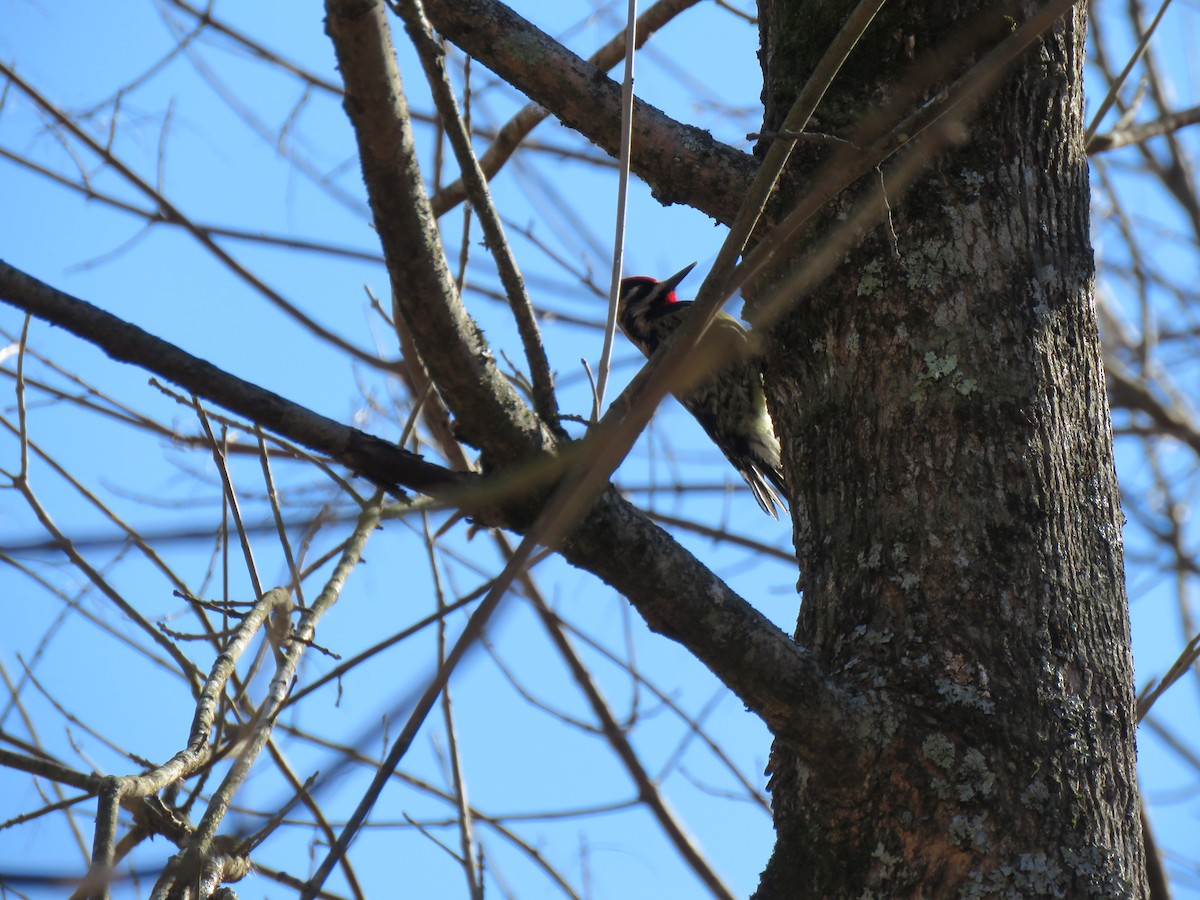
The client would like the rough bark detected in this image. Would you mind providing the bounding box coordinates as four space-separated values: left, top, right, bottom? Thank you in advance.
753 1 1146 896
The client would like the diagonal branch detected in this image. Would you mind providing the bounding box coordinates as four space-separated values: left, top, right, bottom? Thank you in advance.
369 44 861 785
1087 103 1200 153
0 259 857 774
0 261 456 496
326 0 552 464
422 0 756 225
394 0 559 429
501 531 736 900
0 60 390 372
427 0 701 218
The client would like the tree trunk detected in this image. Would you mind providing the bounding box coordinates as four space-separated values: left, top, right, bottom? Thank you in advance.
753 1 1147 895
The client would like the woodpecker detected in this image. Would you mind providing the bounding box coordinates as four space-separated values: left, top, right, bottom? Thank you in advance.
617 263 787 518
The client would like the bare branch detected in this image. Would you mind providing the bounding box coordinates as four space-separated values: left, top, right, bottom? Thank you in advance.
326 0 553 462
394 0 559 428
422 0 756 225
502 532 736 900
0 266 856 796
0 261 457 497
428 0 701 217
0 62 392 372
1088 103 1200 153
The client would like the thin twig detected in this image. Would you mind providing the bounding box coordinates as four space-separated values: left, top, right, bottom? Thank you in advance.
732 0 1077 302
428 0 701 217
0 261 458 497
0 62 392 372
592 0 640 420
7 479 205 693
700 0 889 303
1087 102 1200 153
255 428 306 607
424 514 484 899
393 0 560 429
1084 0 1175 143
498 532 736 899
194 400 264 599
157 496 381 896
301 521 544 897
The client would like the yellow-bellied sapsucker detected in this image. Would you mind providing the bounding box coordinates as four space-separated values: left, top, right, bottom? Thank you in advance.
617 263 787 518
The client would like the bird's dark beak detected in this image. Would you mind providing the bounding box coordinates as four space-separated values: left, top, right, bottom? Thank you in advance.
659 261 697 295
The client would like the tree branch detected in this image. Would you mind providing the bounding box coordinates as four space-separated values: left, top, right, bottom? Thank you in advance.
394 0 560 429
427 0 701 218
0 60 391 373
1088 103 1200 153
421 0 756 225
0 259 859 772
0 261 456 496
326 0 554 462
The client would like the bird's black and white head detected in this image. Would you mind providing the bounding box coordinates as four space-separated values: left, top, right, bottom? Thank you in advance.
617 262 697 355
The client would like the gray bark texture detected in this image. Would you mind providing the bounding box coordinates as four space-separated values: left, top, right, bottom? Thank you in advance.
752 1 1147 896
